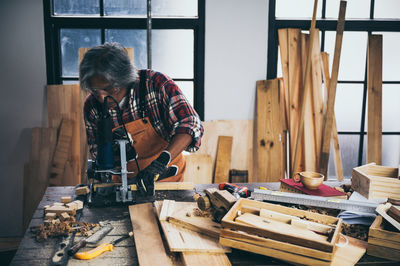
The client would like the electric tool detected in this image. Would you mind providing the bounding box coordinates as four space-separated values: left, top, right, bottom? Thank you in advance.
219 182 252 198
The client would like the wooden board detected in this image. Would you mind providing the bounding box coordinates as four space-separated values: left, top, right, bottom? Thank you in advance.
319 1 347 178
183 153 213 184
181 252 231 266
278 28 290 131
213 136 233 183
197 120 254 181
331 235 367 266
367 34 383 165
154 201 230 253
255 79 285 182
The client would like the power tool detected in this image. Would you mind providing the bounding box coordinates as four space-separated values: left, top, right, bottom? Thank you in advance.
219 182 252 198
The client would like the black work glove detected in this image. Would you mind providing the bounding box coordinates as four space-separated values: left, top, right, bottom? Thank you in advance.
136 151 171 196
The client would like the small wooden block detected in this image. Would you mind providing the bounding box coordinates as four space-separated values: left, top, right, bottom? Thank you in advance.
75 186 90 195
53 202 64 206
61 196 72 203
52 219 61 225
72 200 83 210
46 205 76 216
44 205 50 210
44 220 51 225
66 202 78 211
60 212 70 221
45 212 57 220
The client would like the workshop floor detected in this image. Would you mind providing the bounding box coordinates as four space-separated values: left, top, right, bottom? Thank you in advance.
0 250 16 266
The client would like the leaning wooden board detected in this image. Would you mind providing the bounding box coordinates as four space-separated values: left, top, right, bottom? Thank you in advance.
154 201 230 253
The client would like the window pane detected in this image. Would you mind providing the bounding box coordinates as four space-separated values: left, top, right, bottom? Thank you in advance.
153 0 197 17
325 31 367 81
373 32 400 81
375 0 400 19
152 30 193 78
104 0 146 16
175 81 194 107
382 84 400 131
60 29 101 77
382 135 400 167
54 0 99 15
328 135 361 179
326 0 370 19
276 0 322 18
335 84 363 131
62 80 79 84
105 29 147 70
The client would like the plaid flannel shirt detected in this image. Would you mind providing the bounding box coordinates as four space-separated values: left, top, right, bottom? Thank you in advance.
84 69 203 158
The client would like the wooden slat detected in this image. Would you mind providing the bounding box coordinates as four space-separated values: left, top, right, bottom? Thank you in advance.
331 235 367 266
159 200 175 221
319 1 347 178
367 34 383 165
183 153 213 184
367 243 400 261
181 252 231 266
278 28 291 129
213 136 233 183
321 52 344 181
129 182 194 191
255 79 284 181
129 203 171 266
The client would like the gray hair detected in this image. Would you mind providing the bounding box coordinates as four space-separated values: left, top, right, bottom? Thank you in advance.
79 42 138 91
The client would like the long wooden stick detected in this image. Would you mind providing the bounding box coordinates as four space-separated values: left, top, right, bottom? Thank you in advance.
319 1 347 178
292 0 319 177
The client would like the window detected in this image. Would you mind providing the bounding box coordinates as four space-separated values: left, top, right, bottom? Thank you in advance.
268 0 400 178
44 0 205 119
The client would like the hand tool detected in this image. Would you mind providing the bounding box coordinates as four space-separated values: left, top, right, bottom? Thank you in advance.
68 224 113 256
75 232 133 260
219 182 252 198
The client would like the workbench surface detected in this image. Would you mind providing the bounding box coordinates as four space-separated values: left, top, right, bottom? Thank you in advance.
11 182 395 265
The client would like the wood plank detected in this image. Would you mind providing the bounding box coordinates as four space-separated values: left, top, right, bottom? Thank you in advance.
292 0 319 177
129 203 172 266
154 201 230 253
319 1 347 178
159 200 175 221
183 153 213 184
255 79 285 181
368 236 400 250
129 182 194 191
331 235 367 266
181 252 231 266
367 34 383 164
278 28 290 129
367 243 400 261
321 52 344 181
369 216 400 242
213 136 233 183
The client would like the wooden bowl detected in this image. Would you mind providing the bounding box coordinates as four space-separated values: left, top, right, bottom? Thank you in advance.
294 171 324 190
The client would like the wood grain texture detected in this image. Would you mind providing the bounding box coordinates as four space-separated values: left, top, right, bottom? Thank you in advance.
331 235 367 266
278 28 290 130
319 1 347 178
213 136 233 183
255 79 285 181
367 34 383 165
129 203 172 266
181 252 231 266
183 153 213 184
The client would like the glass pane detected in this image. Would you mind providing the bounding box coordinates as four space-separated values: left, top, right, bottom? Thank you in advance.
152 30 193 78
276 0 322 18
382 135 400 167
105 29 147 70
62 80 79 84
54 0 99 15
372 32 400 81
326 0 370 19
325 31 367 81
382 84 400 131
175 81 194 107
328 134 361 179
375 0 400 19
60 29 101 77
104 0 146 16
334 84 363 131
153 0 197 17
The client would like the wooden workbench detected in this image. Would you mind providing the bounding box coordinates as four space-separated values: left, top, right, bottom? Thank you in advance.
10 182 395 265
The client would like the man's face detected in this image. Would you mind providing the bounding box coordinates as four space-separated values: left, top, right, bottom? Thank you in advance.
88 76 126 106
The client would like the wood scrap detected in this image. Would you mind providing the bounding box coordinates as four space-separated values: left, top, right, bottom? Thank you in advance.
181 252 231 266
159 200 175 221
214 136 233 183
183 153 213 184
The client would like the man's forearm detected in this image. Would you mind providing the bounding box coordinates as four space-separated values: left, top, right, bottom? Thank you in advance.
165 133 193 160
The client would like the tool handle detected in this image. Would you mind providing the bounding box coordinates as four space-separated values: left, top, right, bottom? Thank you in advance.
68 239 87 256
75 243 113 260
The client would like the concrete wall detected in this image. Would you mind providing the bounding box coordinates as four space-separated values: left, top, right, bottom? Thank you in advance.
0 0 47 237
204 0 269 120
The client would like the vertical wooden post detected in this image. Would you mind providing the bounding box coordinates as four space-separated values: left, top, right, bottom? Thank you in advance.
213 136 233 184
367 34 383 165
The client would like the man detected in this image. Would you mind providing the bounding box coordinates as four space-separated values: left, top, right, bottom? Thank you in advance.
80 42 203 195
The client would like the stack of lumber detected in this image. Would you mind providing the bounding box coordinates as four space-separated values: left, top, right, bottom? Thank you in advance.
43 198 83 225
367 215 400 261
129 200 231 266
351 163 400 200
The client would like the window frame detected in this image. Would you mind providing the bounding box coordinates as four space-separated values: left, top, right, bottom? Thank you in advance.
267 0 400 172
43 0 205 119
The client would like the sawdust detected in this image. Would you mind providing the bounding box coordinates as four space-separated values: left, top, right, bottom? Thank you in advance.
192 208 212 218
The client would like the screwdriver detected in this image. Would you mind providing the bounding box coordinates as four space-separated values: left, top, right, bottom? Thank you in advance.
75 232 133 260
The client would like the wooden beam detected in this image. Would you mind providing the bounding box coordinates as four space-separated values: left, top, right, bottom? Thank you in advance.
319 1 347 178
367 34 383 165
213 136 233 183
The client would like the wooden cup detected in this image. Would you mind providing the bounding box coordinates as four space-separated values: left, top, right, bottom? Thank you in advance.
294 171 324 190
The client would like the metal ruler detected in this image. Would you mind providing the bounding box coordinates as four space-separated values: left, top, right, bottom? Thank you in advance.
251 189 378 213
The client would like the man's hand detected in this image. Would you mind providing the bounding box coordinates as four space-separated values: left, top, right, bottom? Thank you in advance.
136 151 171 196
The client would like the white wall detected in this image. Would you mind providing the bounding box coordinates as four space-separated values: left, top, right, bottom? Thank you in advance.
0 0 47 237
204 0 269 120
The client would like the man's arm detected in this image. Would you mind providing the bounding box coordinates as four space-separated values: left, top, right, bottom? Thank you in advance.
165 133 193 160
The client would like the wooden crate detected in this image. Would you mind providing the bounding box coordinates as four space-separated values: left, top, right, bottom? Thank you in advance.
367 215 400 261
220 198 342 265
351 163 400 200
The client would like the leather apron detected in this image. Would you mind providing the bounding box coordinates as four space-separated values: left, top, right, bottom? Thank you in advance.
112 70 185 183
